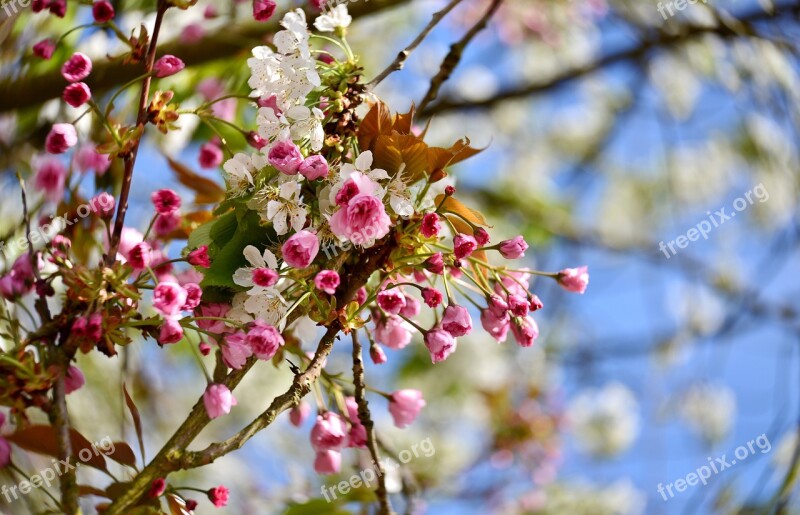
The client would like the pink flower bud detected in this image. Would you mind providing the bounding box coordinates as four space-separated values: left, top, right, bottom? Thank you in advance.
153 282 187 317
61 52 92 82
158 319 184 344
474 227 490 246
128 242 152 270
370 344 387 365
221 332 252 369
207 486 229 507
298 155 329 180
45 123 77 154
424 327 457 363
377 289 406 315
421 287 443 308
281 230 319 269
557 266 589 294
148 478 166 498
203 384 237 419
153 55 185 78
246 131 267 149
33 39 56 60
375 315 411 350
91 192 116 218
198 142 223 169
253 0 276 21
453 234 477 260
92 1 115 23
499 235 528 259
424 252 445 275
188 245 211 268
445 185 456 195
441 305 472 337
289 401 311 427
355 287 367 305
64 366 85 394
153 211 181 236
313 450 341 475
511 316 539 347
400 294 420 318
420 212 440 238
388 389 426 428
268 140 304 175
182 283 202 311
314 270 340 295
529 294 543 312
310 412 347 452
481 309 510 342
245 320 284 360
507 294 529 317
198 341 212 356
151 189 181 215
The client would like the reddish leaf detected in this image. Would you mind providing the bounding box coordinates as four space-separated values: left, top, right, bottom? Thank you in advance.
357 101 393 151
166 157 225 205
434 195 490 227
6 426 108 471
123 383 146 463
428 137 485 172
392 104 416 135
105 441 137 468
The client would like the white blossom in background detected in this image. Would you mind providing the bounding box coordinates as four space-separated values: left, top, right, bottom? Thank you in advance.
568 382 640 457
314 5 352 32
680 383 736 445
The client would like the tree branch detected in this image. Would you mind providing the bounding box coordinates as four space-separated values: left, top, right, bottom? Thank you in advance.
352 330 392 514
0 0 410 114
368 0 465 88
417 0 503 113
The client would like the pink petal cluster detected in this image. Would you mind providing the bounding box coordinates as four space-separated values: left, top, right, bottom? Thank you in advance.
420 212 441 238
377 289 406 315
330 173 392 246
310 412 348 474
314 270 340 295
188 245 211 268
441 305 472 337
199 142 224 169
64 366 85 394
424 328 456 363
33 39 55 60
63 82 91 107
204 384 237 419
153 55 185 78
375 315 412 350
298 155 329 180
281 230 319 269
45 123 77 154
61 53 92 82
498 235 528 259
253 0 276 21
153 282 188 318
92 0 115 22
388 389 426 428
208 486 229 507
268 140 304 175
245 320 285 360
34 157 67 202
557 266 589 294
0 255 39 300
74 145 112 175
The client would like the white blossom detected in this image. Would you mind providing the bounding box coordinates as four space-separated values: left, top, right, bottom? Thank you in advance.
265 177 308 235
314 5 352 32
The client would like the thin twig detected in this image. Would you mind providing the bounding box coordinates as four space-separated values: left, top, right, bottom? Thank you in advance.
417 0 502 113
105 1 168 265
352 330 393 514
368 0 465 88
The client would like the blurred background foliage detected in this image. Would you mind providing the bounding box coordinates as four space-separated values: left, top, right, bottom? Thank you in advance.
1 0 800 513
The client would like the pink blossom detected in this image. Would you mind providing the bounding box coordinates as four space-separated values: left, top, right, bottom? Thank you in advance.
481 309 510 342
195 303 230 333
420 213 441 238
335 180 359 206
149 478 166 498
314 450 341 475
529 294 543 312
64 366 85 394
445 185 456 195
253 0 276 21
388 389 426 428
92 1 114 22
424 327 457 363
252 267 278 287
499 236 528 259
310 412 348 451
247 131 267 149
158 319 184 344
153 211 181 236
182 283 202 310
74 145 112 175
289 401 311 427
424 253 445 274
33 39 55 59
204 384 237 419
281 230 319 269
314 270 340 295
45 123 77 154
222 332 252 369
557 266 589 294
198 143 223 169
487 294 508 317
355 286 367 305
370 344 387 364
441 305 472 337
151 189 181 215
257 94 282 115
127 242 152 270
199 342 212 355
62 82 90 107
507 294 529 317
511 316 539 347
375 316 411 350
475 227 490 246
400 294 421 318
33 157 67 202
453 233 477 260
330 192 392 246
153 55 185 78
268 140 304 175
345 397 367 448
207 486 229 507
61 53 92 82
180 23 205 44
188 245 211 268
153 282 187 317
298 155 329 180
377 289 406 315
421 287 443 308
245 320 284 360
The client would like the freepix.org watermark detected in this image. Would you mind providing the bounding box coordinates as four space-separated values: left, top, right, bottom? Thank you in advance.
1 436 116 503
658 183 768 259
321 437 435 502
657 0 709 20
657 433 771 501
